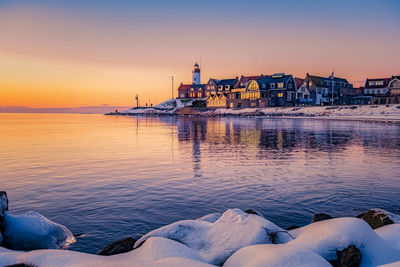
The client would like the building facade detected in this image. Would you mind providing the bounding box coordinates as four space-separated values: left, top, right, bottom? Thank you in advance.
302 74 354 105
206 78 238 108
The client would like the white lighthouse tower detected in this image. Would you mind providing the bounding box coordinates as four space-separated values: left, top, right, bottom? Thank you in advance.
192 62 200 85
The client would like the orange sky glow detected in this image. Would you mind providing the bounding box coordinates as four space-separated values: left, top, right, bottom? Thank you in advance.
0 1 399 108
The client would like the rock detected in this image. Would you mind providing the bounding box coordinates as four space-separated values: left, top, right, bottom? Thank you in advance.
244 209 263 217
0 191 8 246
311 213 333 223
5 264 36 267
330 245 362 267
3 211 75 250
0 191 8 225
286 225 299 230
360 209 395 229
98 237 136 256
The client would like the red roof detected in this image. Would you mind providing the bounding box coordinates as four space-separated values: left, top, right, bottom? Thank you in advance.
294 78 304 89
177 84 191 91
365 78 391 89
234 75 261 88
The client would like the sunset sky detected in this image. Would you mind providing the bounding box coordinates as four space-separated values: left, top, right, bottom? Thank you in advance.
0 0 399 108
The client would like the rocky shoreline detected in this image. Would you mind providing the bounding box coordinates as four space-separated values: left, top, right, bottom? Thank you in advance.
2 191 400 266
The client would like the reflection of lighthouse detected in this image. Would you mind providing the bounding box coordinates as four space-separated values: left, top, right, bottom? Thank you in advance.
192 62 200 85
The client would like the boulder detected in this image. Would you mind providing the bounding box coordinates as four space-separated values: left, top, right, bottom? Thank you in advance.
0 191 8 246
330 245 362 267
97 237 136 256
244 209 263 217
312 213 333 223
359 209 395 229
2 211 75 250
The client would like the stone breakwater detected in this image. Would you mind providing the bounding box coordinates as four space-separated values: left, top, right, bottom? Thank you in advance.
1 191 400 267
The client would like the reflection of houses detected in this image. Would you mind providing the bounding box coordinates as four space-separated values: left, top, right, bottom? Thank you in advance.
302 73 354 105
206 78 238 108
177 63 206 99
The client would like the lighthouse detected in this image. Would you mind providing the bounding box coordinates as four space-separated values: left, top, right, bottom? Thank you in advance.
192 62 200 85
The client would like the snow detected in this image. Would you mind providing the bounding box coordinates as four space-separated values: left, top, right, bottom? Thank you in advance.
2 209 400 267
288 217 400 266
122 98 197 115
117 104 400 122
2 211 75 250
0 237 214 267
214 105 400 122
223 244 331 267
375 224 400 250
134 209 292 265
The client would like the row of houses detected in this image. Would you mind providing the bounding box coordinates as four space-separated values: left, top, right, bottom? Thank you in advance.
177 63 400 108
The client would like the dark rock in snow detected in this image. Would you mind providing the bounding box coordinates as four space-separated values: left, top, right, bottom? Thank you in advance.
244 209 263 217
285 225 299 230
5 264 36 267
330 245 362 267
98 237 137 256
311 213 333 223
360 209 394 229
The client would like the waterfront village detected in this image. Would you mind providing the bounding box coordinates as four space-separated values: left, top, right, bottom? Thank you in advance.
177 63 400 108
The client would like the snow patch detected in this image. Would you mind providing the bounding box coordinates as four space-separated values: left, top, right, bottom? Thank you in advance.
223 244 331 267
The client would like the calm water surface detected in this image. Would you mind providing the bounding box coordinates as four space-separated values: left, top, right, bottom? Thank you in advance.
1 113 400 253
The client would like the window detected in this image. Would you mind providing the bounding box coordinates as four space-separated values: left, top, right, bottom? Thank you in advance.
288 83 292 89
218 85 223 90
262 83 266 89
225 85 230 90
247 80 259 91
277 82 284 88
278 92 284 98
270 83 275 89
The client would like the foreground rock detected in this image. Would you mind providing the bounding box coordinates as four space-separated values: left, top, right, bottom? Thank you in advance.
359 209 400 229
134 209 292 265
0 191 9 245
2 211 75 250
330 245 362 267
312 213 333 223
98 237 136 256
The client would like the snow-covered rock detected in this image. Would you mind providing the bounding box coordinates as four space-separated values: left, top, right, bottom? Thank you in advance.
2 211 75 250
0 237 214 267
375 224 400 250
196 212 222 223
288 217 400 266
223 244 331 267
134 209 292 265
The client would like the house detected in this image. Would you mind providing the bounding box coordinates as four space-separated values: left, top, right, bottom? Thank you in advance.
364 78 391 96
227 75 262 108
206 78 238 108
178 83 206 99
295 77 312 105
258 73 297 107
302 74 353 105
389 76 400 96
177 63 206 99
